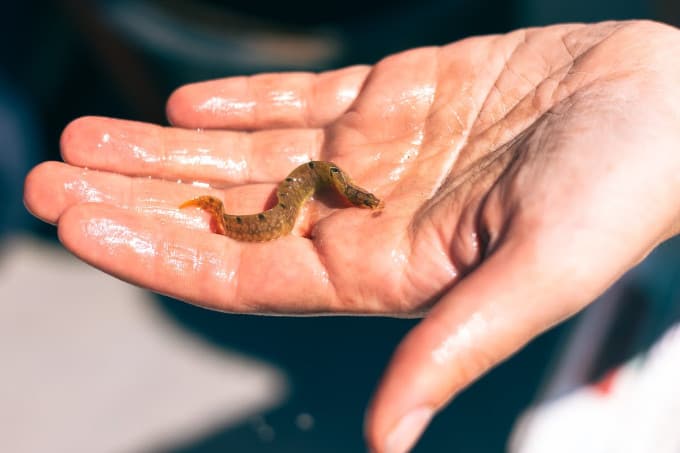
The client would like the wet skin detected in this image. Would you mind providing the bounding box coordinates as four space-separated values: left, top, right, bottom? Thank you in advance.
22 21 680 453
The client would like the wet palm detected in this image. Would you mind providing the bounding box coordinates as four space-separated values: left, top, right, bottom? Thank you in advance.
24 20 680 453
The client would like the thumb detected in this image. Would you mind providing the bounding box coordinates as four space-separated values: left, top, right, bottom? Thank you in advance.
364 239 583 453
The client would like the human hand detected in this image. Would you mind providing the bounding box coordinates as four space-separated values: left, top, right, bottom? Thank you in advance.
24 20 680 453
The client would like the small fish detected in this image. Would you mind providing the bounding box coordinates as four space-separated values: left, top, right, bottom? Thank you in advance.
180 161 383 241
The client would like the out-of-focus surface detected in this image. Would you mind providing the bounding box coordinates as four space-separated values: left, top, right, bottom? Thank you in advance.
0 235 286 453
1 1 677 452
509 236 680 453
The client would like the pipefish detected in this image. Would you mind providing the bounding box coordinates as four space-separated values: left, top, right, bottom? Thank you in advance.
180 161 383 242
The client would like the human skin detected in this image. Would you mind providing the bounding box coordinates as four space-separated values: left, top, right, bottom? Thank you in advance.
23 20 680 453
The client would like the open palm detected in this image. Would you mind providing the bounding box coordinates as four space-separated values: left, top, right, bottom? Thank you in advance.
24 20 680 453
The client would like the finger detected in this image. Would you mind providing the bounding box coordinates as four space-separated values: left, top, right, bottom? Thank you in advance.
58 203 337 313
166 65 371 130
337 48 439 144
60 116 324 184
23 161 277 226
364 240 590 453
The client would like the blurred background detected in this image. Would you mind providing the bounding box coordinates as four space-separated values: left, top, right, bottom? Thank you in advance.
1 1 679 452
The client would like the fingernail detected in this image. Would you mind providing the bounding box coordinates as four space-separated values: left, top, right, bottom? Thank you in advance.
385 406 434 453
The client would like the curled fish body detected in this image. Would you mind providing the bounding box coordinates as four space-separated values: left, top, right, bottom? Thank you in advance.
180 161 383 242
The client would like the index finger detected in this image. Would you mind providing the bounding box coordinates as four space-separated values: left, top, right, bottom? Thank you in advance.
166 65 371 130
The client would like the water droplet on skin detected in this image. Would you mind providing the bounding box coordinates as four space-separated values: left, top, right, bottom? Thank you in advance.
401 85 436 105
388 165 405 181
64 179 107 203
198 97 256 114
431 312 491 365
97 133 111 149
390 249 407 266
214 268 236 284
336 86 359 104
288 154 312 165
410 129 424 147
169 146 247 174
469 231 480 254
86 218 156 258
130 144 160 163
270 90 302 109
